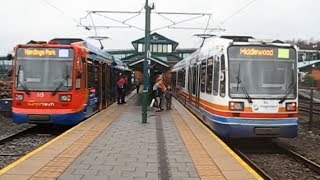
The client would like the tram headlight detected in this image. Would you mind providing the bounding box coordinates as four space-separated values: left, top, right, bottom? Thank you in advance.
286 102 296 111
229 101 244 111
59 94 71 102
15 94 24 101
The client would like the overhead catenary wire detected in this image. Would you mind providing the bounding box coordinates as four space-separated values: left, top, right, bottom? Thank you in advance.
152 8 219 33
41 0 100 40
151 14 207 32
203 14 212 34
42 0 79 25
92 11 145 31
89 13 98 36
79 4 222 50
154 9 176 24
81 7 217 39
218 0 258 26
122 6 144 23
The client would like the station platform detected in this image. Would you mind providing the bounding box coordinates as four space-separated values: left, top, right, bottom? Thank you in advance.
0 92 261 180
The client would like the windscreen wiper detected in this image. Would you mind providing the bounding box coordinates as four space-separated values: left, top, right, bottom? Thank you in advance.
236 64 252 103
236 76 253 103
279 82 295 104
16 65 30 95
52 75 70 96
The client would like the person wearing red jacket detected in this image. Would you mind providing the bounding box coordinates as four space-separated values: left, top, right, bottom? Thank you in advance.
117 75 126 104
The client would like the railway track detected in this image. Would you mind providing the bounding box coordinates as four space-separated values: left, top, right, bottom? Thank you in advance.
229 139 320 179
0 126 36 145
0 125 71 169
298 93 320 115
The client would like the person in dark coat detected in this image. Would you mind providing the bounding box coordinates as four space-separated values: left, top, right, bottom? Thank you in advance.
117 75 126 104
135 78 141 94
165 85 172 110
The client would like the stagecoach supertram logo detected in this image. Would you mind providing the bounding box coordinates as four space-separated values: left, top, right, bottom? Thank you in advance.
27 102 55 107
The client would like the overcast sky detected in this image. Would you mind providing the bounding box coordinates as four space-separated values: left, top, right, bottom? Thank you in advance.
1 0 319 55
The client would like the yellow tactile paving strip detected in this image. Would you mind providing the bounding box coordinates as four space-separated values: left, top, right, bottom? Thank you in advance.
0 94 133 180
172 99 262 180
28 111 121 180
171 110 226 180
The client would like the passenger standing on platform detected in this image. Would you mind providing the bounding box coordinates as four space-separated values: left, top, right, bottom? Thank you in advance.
157 80 165 112
117 75 126 104
152 80 160 109
165 85 172 110
135 78 141 94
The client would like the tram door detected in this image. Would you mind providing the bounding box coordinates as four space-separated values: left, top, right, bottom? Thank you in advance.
97 62 103 110
189 64 200 107
188 66 192 102
195 64 201 108
101 63 107 109
105 65 112 106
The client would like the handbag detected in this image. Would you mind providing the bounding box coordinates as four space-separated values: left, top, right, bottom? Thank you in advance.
150 98 155 108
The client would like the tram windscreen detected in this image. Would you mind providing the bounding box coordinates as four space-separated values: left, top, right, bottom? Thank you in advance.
228 46 297 99
15 47 74 91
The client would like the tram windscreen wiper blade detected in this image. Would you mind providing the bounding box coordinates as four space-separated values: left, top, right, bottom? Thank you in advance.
16 65 30 95
236 76 253 103
236 64 240 91
279 82 295 104
52 75 69 96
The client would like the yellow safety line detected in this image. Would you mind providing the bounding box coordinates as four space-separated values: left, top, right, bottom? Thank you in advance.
0 91 137 176
0 111 101 175
175 100 263 180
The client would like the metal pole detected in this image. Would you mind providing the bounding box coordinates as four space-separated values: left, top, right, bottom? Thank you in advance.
308 88 314 131
142 0 151 123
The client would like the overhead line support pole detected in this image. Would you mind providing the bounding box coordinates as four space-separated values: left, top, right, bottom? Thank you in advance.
142 0 152 123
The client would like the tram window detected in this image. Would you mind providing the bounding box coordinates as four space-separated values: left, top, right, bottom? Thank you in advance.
172 72 177 86
192 66 196 95
76 79 80 89
262 68 285 88
312 53 317 60
200 60 206 92
220 55 226 97
206 57 213 94
177 69 185 87
88 62 95 88
213 58 220 95
81 57 86 89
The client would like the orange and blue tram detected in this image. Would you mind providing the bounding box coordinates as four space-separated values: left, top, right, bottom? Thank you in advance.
11 38 131 125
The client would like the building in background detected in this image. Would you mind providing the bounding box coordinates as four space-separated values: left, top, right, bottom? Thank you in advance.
107 32 196 85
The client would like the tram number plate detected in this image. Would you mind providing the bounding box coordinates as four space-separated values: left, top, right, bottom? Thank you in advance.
254 127 280 135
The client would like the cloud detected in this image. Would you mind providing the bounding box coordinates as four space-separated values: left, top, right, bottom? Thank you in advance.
0 0 319 54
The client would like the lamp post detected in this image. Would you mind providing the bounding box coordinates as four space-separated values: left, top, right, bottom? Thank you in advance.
142 0 152 123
